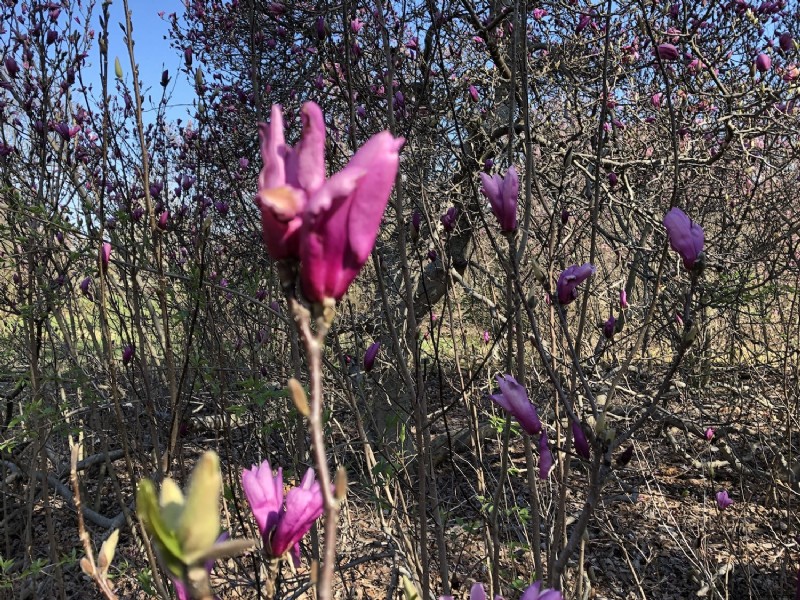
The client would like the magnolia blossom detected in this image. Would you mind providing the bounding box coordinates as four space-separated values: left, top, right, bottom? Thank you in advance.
364 341 380 371
663 207 704 271
491 375 542 436
603 314 617 339
242 460 324 564
556 263 596 305
480 166 519 232
656 43 679 61
572 420 590 460
620 289 629 309
99 242 111 273
441 206 458 231
539 429 554 479
442 580 562 600
255 103 403 303
716 489 733 510
755 53 772 73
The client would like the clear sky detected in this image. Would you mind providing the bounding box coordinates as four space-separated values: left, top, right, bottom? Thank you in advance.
93 0 195 122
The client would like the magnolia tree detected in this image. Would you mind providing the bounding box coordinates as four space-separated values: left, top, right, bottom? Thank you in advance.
1 0 800 599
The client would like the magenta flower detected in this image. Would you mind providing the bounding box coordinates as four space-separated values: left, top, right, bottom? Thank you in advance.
521 581 563 600
79 276 92 297
491 375 541 436
779 33 793 53
99 242 111 273
656 43 679 61
4 56 19 78
468 85 480 103
716 489 733 510
705 427 715 441
756 53 772 73
300 131 403 303
255 104 325 261
470 583 486 600
572 420 590 460
651 92 663 109
364 341 380 371
480 166 519 232
663 207 704 271
539 429 553 479
441 206 458 232
242 461 324 564
122 344 135 365
483 330 490 344
556 263 596 305
603 314 616 339
620 289 629 310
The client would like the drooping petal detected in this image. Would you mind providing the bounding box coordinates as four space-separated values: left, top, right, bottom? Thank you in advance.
241 461 284 539
271 468 324 557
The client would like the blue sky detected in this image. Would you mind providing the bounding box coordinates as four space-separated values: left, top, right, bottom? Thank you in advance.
93 0 195 122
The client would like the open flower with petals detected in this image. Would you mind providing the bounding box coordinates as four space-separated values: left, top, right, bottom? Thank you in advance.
490 374 541 436
521 581 563 600
242 461 324 564
716 489 733 510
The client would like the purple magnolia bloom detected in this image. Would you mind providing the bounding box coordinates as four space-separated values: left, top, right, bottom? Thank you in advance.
411 209 422 235
521 581 564 600
480 166 519 232
620 289 629 309
468 84 480 102
364 341 380 371
490 374 541 436
351 18 363 33
122 344 135 365
483 330 490 344
539 429 553 479
99 242 111 273
556 263 596 305
576 14 591 33
157 211 169 230
315 16 327 40
4 56 19 78
470 583 486 600
656 43 679 61
651 92 663 109
779 33 793 53
607 172 618 187
441 206 458 232
705 427 715 441
663 207 704 271
603 314 616 339
242 461 324 564
79 276 91 296
756 52 772 73
269 300 281 314
716 489 733 510
572 420 590 460
561 209 570 225
184 46 193 67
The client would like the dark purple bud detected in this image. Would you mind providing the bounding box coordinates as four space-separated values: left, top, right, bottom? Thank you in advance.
468 85 479 102
427 249 437 262
55 231 64 243
122 344 135 365
269 300 281 314
256 289 267 302
656 43 679 61
539 429 554 479
315 16 327 40
99 242 111 273
214 201 229 217
441 206 458 232
484 158 494 172
411 209 422 233
607 172 618 187
779 33 793 53
46 30 58 45
157 211 169 230
184 46 193 67
603 314 616 339
576 14 591 33
161 69 169 87
4 56 19 78
561 209 570 225
131 207 144 222
616 445 634 467
363 341 380 371
572 420 590 460
79 276 91 296
149 181 163 198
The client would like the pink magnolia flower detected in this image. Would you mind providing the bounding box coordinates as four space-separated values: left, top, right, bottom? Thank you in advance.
242 460 324 564
480 166 519 232
521 581 563 600
556 263 596 305
755 53 772 73
705 427 714 441
663 207 704 271
468 84 480 102
255 104 325 261
620 289 629 309
603 314 617 339
716 489 733 510
572 420 590 460
656 43 679 61
99 242 111 273
364 341 380 371
122 344 135 365
491 374 541 436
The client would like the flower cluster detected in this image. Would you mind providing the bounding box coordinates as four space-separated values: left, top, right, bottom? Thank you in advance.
255 102 404 303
